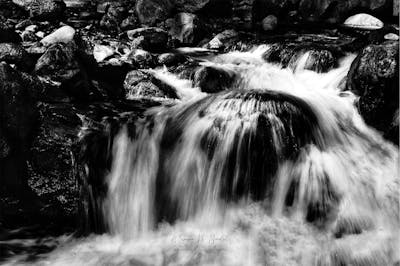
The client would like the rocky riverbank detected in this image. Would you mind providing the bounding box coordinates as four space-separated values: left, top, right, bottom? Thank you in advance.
0 0 398 251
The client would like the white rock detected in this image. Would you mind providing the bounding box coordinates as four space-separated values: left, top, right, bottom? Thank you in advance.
36 31 45 38
40 25 76 45
384 33 399 40
25 24 38 32
344 13 383 30
93 44 115 62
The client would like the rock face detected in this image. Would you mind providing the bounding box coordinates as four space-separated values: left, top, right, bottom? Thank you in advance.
193 66 236 93
34 42 95 101
344 13 384 29
0 62 37 194
41 25 76 45
347 41 399 144
127 27 169 52
135 0 173 25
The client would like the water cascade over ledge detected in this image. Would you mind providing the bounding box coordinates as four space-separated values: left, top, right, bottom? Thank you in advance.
4 45 399 266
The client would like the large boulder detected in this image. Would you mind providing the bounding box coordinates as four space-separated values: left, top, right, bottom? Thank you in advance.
13 0 66 21
34 42 95 101
347 41 399 144
343 13 384 29
40 25 76 46
193 66 236 93
127 27 169 52
135 0 173 25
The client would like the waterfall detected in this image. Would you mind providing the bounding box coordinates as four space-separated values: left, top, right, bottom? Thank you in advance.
5 45 399 266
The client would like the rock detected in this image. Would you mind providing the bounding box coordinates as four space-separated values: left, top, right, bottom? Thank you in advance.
22 30 40 42
205 29 239 50
25 24 38 32
40 25 76 46
36 31 45 38
166 12 204 45
99 2 127 32
14 0 66 21
0 43 34 71
347 41 399 144
302 49 337 73
124 70 178 99
0 62 37 193
34 42 94 101
15 19 34 30
135 0 173 25
157 53 186 66
93 44 114 63
120 15 139 31
127 27 168 52
262 15 278 31
193 66 236 93
174 0 210 12
232 0 254 29
127 49 154 68
384 33 399 40
344 13 384 30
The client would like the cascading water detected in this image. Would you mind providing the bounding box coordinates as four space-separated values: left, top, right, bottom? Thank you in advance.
4 45 399 266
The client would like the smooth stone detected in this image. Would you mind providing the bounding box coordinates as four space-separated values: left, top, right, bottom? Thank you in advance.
40 25 75 45
384 33 399 40
93 44 115 63
25 24 38 32
344 13 384 30
262 15 278 31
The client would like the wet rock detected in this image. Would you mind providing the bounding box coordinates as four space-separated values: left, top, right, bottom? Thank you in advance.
14 0 66 21
127 49 154 68
135 0 173 26
127 27 168 52
0 62 37 193
384 33 399 40
40 25 75 46
302 49 337 73
193 66 236 93
166 12 204 45
344 13 384 30
124 70 178 99
120 15 139 31
205 29 239 50
262 15 278 31
0 43 34 71
99 2 127 32
157 53 186 66
347 41 399 144
262 43 298 67
34 42 95 101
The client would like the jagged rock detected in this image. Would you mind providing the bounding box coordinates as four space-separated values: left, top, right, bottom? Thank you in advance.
135 0 173 26
262 15 278 31
193 66 236 93
344 13 384 29
127 49 154 68
99 2 127 32
40 25 76 46
347 41 399 144
127 27 168 52
302 49 337 73
124 70 178 99
34 42 95 101
166 12 204 45
205 29 239 50
13 0 66 21
0 43 34 71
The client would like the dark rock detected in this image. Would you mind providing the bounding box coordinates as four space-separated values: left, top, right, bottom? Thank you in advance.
127 49 154 68
262 15 278 31
174 0 210 12
15 19 34 30
124 70 178 99
21 30 40 42
0 26 21 43
120 14 139 31
157 53 186 66
0 131 11 159
205 29 239 50
34 42 96 101
232 0 254 29
0 62 37 194
127 27 168 52
347 41 399 144
165 12 204 45
193 66 236 93
99 2 127 32
135 0 173 26
302 49 337 73
0 43 34 71
14 0 66 21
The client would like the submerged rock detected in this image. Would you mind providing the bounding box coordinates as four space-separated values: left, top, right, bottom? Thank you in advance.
40 25 76 46
193 66 236 93
344 13 384 30
347 41 399 144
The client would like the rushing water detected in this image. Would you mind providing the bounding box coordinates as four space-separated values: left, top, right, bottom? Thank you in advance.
3 45 399 266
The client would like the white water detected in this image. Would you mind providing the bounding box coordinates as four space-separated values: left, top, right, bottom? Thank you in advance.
4 46 399 266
